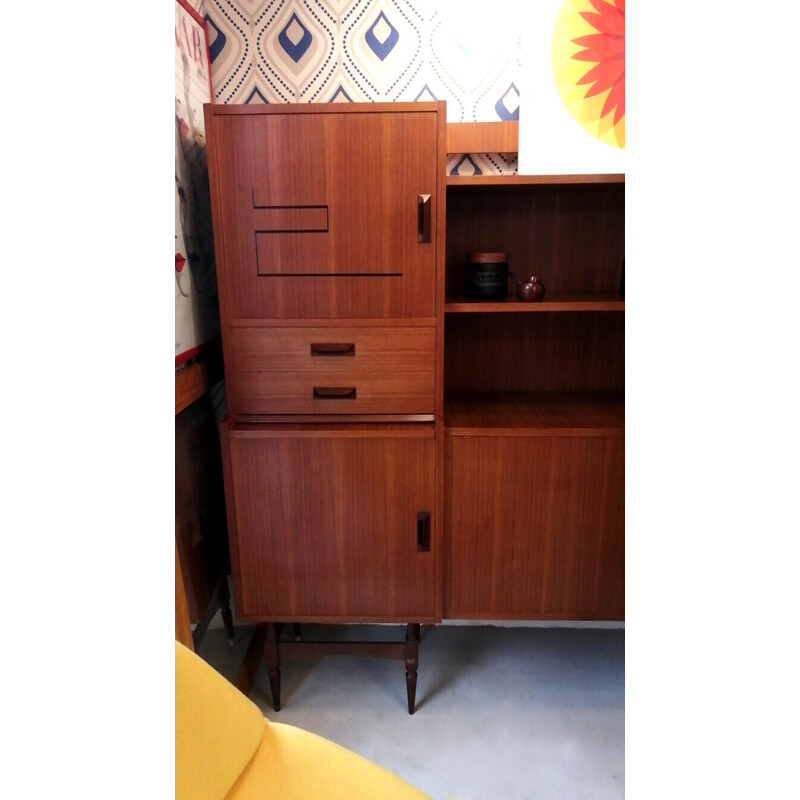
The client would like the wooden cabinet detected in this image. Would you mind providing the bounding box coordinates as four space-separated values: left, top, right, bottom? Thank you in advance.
206 103 446 713
204 106 623 710
222 424 436 622
205 102 446 628
206 103 444 423
443 174 625 620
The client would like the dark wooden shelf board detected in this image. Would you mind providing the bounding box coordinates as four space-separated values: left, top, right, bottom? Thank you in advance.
444 296 624 313
444 392 625 436
446 174 625 187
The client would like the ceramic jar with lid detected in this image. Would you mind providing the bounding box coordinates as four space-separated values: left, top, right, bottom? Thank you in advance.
466 252 508 300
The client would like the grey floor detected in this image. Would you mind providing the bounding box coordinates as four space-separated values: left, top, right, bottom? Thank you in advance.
199 621 624 800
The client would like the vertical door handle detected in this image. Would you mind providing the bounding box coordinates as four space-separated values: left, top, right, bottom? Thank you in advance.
417 511 431 551
417 194 431 243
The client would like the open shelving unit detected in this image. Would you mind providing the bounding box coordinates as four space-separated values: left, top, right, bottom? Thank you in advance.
443 171 624 417
442 122 625 620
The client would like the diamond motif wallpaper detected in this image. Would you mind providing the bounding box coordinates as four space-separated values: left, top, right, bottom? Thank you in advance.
201 0 523 174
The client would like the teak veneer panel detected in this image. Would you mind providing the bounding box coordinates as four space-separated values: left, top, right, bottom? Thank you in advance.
445 182 624 299
228 326 434 373
446 121 519 154
234 372 434 415
444 312 624 395
225 426 436 622
225 422 433 437
228 317 435 328
444 296 624 313
446 434 624 619
444 392 624 435
206 103 625 640
446 174 624 186
209 102 431 115
205 103 441 320
228 325 435 414
234 414 435 424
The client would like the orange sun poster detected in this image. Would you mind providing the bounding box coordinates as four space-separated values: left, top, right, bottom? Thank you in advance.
519 0 625 174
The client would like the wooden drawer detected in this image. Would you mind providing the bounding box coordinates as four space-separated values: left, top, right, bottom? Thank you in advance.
228 325 435 415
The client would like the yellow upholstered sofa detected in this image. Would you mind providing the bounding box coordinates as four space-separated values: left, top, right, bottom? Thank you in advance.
175 641 429 799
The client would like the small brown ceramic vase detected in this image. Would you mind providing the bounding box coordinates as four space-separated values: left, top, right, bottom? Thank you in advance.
517 276 545 302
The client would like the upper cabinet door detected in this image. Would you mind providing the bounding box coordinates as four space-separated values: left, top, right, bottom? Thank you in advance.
207 105 440 319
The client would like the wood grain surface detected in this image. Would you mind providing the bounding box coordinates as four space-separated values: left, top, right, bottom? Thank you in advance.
444 312 624 394
229 325 434 372
445 433 624 619
228 325 435 415
444 296 625 313
205 105 626 632
446 121 519 154
446 174 624 186
445 182 624 300
233 372 435 415
226 426 437 621
207 106 439 319
444 391 624 435
175 393 229 623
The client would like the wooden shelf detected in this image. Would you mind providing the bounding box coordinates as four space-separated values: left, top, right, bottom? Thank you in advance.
446 174 625 187
445 295 624 313
444 392 624 436
446 121 518 154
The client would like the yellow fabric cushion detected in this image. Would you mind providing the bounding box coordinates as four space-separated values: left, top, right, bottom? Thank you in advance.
226 720 430 800
175 641 266 800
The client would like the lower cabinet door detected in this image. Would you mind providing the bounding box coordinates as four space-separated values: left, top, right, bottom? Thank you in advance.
223 424 436 621
446 434 624 620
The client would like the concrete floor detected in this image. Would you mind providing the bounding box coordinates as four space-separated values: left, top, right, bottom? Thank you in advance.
199 622 624 799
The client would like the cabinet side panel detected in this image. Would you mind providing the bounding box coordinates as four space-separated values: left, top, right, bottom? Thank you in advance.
446 434 624 619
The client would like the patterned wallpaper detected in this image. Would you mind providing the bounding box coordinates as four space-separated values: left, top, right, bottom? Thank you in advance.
201 0 522 174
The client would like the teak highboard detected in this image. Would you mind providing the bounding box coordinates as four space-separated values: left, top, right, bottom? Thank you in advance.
204 103 624 714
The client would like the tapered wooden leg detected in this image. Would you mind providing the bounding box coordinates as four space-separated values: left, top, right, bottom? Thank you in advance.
404 623 420 715
265 622 281 712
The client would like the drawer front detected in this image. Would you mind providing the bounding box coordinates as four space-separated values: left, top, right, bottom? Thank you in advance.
228 325 435 415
